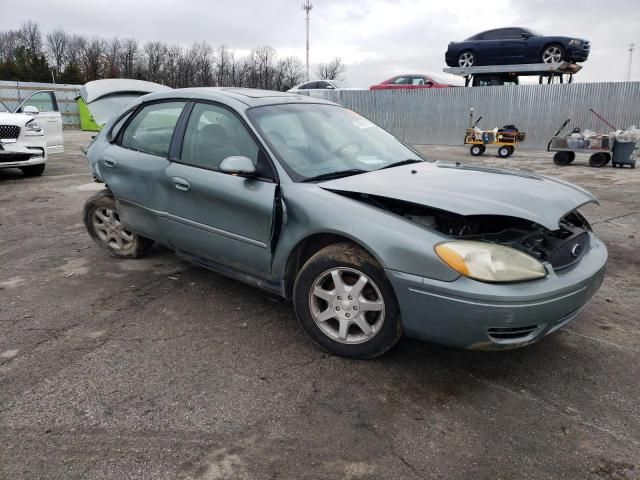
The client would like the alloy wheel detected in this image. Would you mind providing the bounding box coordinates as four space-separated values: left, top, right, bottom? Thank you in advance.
458 52 475 67
92 207 134 251
542 46 563 64
309 267 385 344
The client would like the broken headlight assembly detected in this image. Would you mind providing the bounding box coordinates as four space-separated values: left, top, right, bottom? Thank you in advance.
435 240 547 283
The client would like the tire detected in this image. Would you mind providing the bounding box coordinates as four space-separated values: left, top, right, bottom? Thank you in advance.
21 163 45 177
553 151 574 165
470 145 485 156
458 50 475 68
506 146 515 156
293 242 402 359
498 146 511 158
589 152 610 168
541 44 565 64
83 190 153 259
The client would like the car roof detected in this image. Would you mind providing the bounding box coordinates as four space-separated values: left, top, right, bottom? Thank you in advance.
139 87 338 109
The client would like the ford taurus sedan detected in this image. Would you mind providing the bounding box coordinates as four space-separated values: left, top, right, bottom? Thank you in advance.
83 88 607 358
445 27 590 67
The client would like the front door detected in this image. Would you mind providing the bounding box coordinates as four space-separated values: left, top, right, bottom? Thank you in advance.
162 101 277 276
16 90 64 154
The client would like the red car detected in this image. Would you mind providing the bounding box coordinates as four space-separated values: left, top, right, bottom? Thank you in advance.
370 74 456 90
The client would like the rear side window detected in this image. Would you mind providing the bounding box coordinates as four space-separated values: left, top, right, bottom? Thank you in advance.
500 28 523 39
120 102 185 157
482 30 501 40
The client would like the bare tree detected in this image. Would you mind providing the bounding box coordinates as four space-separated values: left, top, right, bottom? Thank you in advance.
103 38 122 78
0 31 20 62
119 38 138 78
143 41 167 83
82 38 105 81
46 28 68 74
314 57 346 81
191 42 214 86
66 34 87 66
18 21 43 55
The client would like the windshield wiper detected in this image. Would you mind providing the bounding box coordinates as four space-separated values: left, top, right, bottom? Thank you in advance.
378 158 424 170
302 169 368 182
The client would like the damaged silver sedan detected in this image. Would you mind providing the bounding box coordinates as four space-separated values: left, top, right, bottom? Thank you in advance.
83 88 607 358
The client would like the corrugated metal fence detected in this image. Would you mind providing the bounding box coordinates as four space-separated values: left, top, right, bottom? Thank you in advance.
306 82 640 149
0 80 81 128
2 80 639 146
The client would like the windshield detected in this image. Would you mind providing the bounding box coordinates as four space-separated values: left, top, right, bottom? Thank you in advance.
248 104 423 181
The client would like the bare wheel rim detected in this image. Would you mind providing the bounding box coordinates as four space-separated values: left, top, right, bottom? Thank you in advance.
459 52 474 67
91 207 135 251
542 46 562 63
309 267 385 345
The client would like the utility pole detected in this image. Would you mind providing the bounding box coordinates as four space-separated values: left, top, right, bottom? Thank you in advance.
302 0 313 81
627 43 635 82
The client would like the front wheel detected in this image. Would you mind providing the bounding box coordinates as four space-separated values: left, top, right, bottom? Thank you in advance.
498 146 511 158
21 163 45 176
293 243 402 359
541 44 565 64
83 190 153 258
553 151 575 165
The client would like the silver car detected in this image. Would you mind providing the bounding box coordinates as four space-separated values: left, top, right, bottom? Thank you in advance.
84 88 607 358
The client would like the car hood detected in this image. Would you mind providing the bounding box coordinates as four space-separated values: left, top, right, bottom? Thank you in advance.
0 112 33 127
319 162 597 231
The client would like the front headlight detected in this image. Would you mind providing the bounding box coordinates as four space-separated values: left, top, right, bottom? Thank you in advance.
435 241 547 283
25 120 42 132
568 39 581 46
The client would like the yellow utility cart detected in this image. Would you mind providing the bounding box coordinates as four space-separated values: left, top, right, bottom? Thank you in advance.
465 128 526 158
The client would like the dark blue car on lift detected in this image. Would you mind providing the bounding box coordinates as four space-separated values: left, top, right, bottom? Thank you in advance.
445 27 590 68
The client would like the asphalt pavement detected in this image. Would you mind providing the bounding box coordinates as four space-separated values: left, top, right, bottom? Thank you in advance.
1 131 639 479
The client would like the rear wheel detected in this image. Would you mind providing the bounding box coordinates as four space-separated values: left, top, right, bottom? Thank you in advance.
470 145 485 156
293 243 402 359
458 51 476 67
589 152 610 168
83 190 153 258
541 44 565 64
21 163 45 176
553 151 574 165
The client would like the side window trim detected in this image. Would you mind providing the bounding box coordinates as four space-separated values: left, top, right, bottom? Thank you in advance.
172 99 279 183
115 99 187 158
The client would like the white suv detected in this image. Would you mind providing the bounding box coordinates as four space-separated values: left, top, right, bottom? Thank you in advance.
0 90 64 176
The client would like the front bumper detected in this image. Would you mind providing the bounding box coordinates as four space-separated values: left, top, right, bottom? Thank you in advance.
386 232 607 350
566 45 590 62
0 137 47 168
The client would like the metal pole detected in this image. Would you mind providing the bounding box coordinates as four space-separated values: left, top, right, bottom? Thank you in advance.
302 0 313 81
627 43 635 82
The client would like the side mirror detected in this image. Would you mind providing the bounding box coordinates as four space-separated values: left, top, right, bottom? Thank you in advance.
326 85 335 89
23 105 39 114
219 156 257 176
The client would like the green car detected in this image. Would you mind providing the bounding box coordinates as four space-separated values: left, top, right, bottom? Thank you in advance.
84 88 607 358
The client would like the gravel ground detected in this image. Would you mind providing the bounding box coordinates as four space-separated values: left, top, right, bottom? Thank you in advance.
1 130 638 480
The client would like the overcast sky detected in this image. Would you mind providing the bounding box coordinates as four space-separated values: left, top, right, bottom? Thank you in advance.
1 0 638 86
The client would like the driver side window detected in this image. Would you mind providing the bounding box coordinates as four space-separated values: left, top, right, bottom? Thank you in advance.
120 102 185 157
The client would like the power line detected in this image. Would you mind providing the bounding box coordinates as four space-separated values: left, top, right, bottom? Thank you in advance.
302 0 313 81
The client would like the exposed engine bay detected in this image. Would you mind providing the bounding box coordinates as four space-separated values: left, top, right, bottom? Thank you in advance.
344 193 592 270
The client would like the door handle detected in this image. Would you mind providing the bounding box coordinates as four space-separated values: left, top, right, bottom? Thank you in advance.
172 177 191 192
103 158 116 168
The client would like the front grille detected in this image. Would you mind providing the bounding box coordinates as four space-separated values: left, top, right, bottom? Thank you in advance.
488 325 539 341
548 231 590 270
0 153 31 162
0 125 20 140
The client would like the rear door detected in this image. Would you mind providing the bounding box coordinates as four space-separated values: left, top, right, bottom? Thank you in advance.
498 28 528 63
16 90 63 153
479 30 502 64
162 101 278 276
99 100 187 242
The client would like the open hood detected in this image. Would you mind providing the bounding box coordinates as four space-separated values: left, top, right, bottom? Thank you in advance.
77 79 172 128
319 162 597 231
